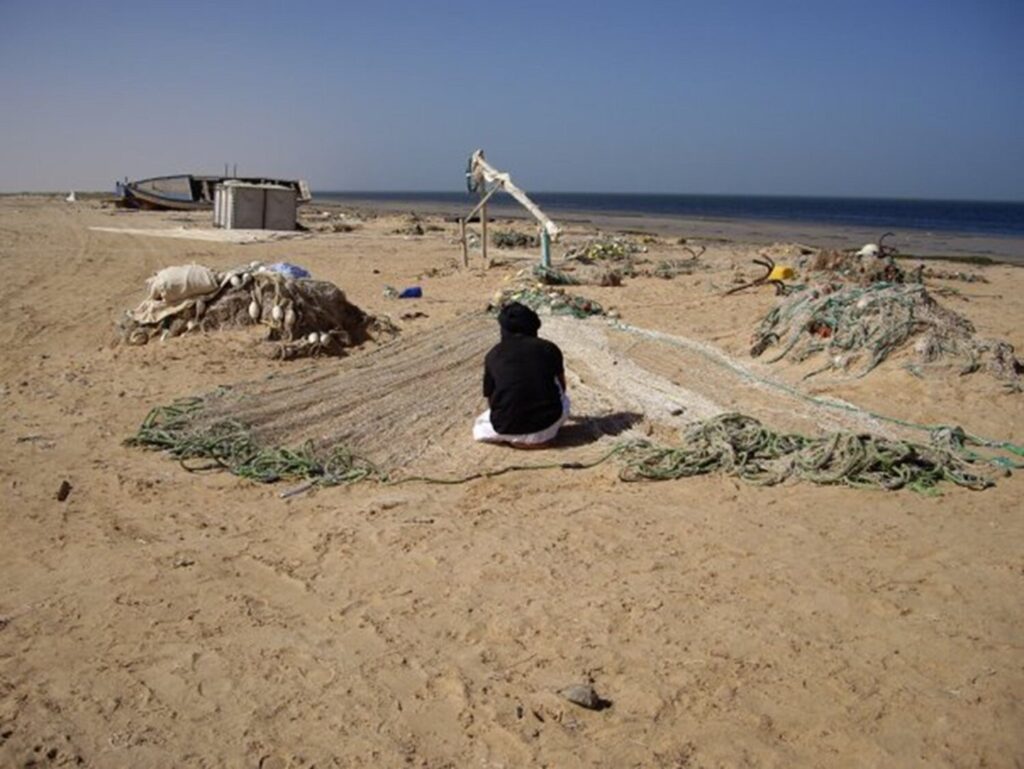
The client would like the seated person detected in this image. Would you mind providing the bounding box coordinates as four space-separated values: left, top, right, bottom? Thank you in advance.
473 302 570 447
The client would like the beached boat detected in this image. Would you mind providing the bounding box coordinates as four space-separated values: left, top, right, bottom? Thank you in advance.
117 174 311 211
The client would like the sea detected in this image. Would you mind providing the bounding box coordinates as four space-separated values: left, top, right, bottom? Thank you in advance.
317 192 1024 238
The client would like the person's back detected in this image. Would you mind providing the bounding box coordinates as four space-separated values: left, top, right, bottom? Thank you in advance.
474 303 570 447
484 333 564 435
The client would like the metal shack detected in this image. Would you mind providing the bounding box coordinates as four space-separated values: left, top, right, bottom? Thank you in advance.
214 181 298 230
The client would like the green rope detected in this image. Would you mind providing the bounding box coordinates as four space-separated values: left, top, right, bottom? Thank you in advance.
617 414 999 492
127 400 385 486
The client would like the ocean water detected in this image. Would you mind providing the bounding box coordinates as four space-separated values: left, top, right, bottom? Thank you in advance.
317 191 1024 238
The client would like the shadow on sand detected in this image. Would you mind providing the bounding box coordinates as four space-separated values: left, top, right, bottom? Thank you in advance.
549 411 644 449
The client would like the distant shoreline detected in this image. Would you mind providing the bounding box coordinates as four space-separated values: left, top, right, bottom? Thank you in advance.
313 191 1024 264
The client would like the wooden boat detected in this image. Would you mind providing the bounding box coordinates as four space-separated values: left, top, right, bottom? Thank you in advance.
117 174 311 211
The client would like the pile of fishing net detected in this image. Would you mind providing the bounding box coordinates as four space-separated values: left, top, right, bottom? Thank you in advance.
800 249 906 284
492 229 539 249
618 413 1004 492
489 269 606 318
117 262 383 359
750 282 1023 384
565 237 646 263
561 237 706 283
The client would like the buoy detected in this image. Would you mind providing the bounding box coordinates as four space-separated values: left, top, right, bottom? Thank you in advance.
307 332 319 344
241 273 252 286
319 332 330 345
229 274 242 288
856 244 880 258
271 304 283 322
186 320 196 331
248 300 260 321
284 307 296 329
768 265 795 281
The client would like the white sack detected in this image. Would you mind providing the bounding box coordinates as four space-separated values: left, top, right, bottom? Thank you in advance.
146 264 220 303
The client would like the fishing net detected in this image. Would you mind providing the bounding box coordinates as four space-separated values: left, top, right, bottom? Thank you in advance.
561 237 706 282
117 268 382 359
564 237 646 263
750 282 1023 383
618 413 1002 492
803 249 905 284
126 313 675 485
129 398 1007 493
490 270 606 318
492 230 540 249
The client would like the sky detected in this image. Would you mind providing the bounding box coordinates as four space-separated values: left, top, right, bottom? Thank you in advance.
1 0 1022 199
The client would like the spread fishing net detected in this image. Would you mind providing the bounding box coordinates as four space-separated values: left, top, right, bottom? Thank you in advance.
126 314 672 485
750 282 1023 384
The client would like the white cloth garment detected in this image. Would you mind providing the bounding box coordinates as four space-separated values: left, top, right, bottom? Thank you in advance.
473 391 571 446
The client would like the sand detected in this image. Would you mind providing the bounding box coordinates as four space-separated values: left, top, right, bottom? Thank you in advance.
1 195 1022 768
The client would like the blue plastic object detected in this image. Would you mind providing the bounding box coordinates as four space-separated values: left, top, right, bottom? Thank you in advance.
398 286 423 299
265 262 311 279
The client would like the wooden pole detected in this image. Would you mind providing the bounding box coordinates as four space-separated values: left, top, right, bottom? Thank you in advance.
464 183 500 222
481 198 489 266
460 218 468 267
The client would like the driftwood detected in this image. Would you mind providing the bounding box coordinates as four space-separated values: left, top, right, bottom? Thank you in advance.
726 255 789 296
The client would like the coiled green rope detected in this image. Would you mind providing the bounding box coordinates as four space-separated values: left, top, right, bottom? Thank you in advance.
617 414 999 492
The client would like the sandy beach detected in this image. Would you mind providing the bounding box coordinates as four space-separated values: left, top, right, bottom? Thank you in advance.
1 195 1023 768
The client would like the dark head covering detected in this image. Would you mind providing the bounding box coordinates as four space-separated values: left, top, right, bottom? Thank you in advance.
498 302 541 337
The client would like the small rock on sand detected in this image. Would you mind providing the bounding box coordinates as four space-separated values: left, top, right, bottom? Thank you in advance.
560 683 609 710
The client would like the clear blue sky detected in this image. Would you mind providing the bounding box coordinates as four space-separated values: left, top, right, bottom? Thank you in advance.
1 0 1022 199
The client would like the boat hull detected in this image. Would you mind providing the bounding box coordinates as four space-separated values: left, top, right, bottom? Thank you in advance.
118 174 309 211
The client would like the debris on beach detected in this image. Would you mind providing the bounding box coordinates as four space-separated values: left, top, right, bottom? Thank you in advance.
393 214 425 236
489 270 605 318
920 267 989 284
726 254 798 296
802 248 905 284
562 237 706 282
749 281 1023 384
650 245 707 279
116 262 385 359
564 237 646 264
492 229 540 249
